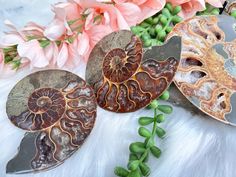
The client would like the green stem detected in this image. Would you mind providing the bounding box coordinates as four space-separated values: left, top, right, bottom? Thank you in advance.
163 17 172 31
152 108 158 135
138 108 158 164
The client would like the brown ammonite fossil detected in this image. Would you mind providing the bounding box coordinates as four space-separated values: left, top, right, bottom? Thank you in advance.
6 70 97 174
225 0 236 14
167 15 236 125
86 30 181 113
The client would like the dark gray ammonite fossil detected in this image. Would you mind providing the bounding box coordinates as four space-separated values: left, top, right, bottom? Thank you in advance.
6 70 97 174
86 30 182 113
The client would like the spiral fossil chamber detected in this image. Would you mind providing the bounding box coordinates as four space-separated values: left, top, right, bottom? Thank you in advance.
86 30 181 113
6 70 97 173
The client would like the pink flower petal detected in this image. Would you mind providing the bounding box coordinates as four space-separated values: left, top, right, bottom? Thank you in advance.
0 33 24 47
114 8 130 30
166 0 189 6
57 42 69 68
17 39 49 68
113 0 127 3
137 0 165 23
86 25 113 48
77 32 90 56
4 20 26 40
68 42 82 67
85 9 95 30
115 2 141 27
180 1 205 19
207 0 223 7
44 19 66 41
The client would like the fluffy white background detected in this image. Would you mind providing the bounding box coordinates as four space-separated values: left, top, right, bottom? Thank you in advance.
0 1 236 177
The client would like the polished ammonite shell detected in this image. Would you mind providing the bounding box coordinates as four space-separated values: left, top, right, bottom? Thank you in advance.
6 70 97 173
167 15 236 125
85 30 182 113
225 0 236 14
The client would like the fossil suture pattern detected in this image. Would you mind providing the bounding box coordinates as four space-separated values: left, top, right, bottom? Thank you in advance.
6 70 97 173
168 15 236 124
86 30 181 113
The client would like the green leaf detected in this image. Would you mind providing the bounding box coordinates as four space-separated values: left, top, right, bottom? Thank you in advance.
155 24 162 33
172 6 181 15
148 28 156 37
11 59 21 70
140 22 150 28
157 105 173 114
162 8 171 18
144 138 154 148
3 47 15 54
138 117 154 126
157 30 166 41
150 146 162 158
4 55 13 64
156 126 166 138
27 35 38 41
55 40 61 46
129 170 141 177
155 114 165 123
159 90 170 100
143 40 152 47
67 18 80 26
138 127 152 138
129 153 139 161
40 40 50 48
131 26 145 34
147 100 159 109
114 167 129 177
211 9 219 15
160 16 168 25
127 160 140 171
172 15 182 24
153 16 159 25
93 15 102 24
166 26 173 33
165 2 173 12
67 37 75 44
231 10 236 18
143 152 149 162
129 142 146 154
145 17 154 25
139 163 151 176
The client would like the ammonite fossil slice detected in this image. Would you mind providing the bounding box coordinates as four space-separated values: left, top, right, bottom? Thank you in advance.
225 0 236 14
167 15 236 125
6 70 97 174
86 30 181 113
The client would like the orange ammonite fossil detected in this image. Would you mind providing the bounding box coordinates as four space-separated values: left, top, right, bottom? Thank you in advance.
86 30 182 113
167 15 236 125
6 70 97 174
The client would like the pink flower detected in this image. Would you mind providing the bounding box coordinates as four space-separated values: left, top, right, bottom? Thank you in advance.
17 40 50 68
44 2 83 41
0 20 55 69
113 0 165 23
167 0 224 19
74 0 131 30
